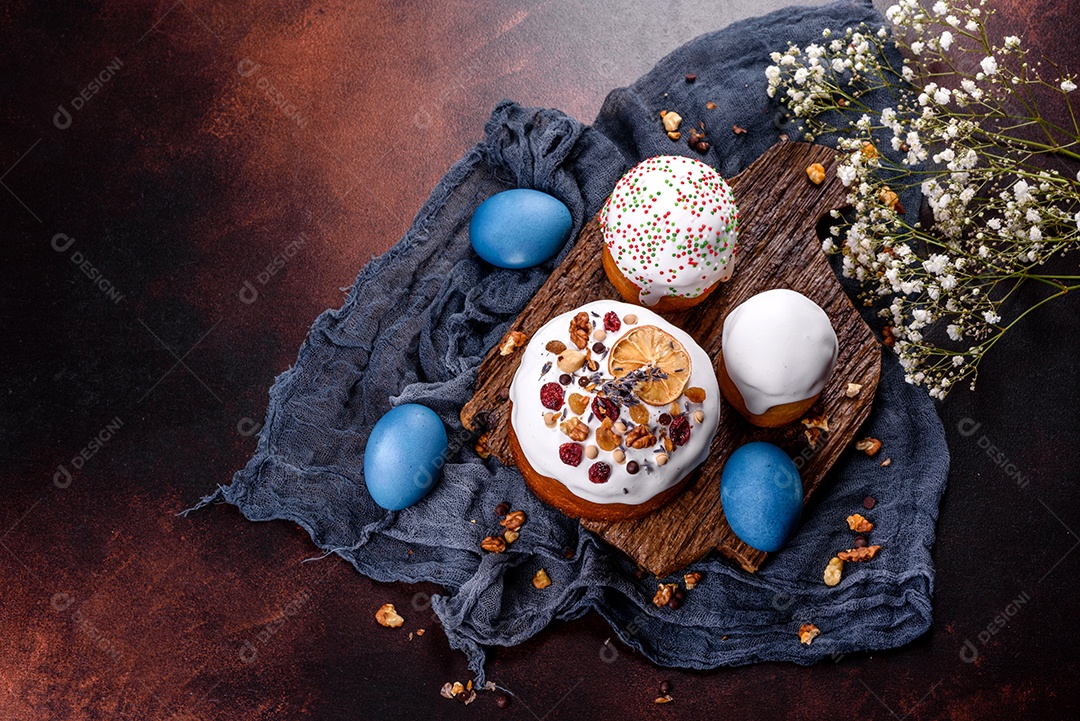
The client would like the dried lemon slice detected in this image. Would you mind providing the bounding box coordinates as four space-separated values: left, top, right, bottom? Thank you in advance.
607 325 692 406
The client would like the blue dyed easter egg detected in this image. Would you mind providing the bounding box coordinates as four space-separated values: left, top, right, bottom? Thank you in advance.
720 442 803 552
469 188 573 268
363 404 448 511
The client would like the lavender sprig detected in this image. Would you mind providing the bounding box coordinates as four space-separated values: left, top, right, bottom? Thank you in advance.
600 365 668 406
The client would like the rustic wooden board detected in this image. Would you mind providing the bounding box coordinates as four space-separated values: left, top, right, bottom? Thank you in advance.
460 141 881 576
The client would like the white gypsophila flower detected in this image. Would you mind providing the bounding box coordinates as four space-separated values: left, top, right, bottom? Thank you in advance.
947 324 962 341
940 31 953 51
934 87 951 105
911 40 925 55
984 311 1001 324
837 164 858 186
1029 226 1042 242
1075 211 1080 231
1004 35 1021 49
981 56 999 75
946 14 960 27
966 19 978 31
932 0 947 15
1062 79 1077 92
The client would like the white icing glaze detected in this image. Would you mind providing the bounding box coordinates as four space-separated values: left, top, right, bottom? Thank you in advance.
600 155 739 307
509 300 720 506
721 289 838 416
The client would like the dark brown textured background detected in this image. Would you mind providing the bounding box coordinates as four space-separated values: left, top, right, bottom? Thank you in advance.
2 0 1078 718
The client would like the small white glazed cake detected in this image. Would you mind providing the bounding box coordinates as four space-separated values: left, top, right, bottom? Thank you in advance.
600 155 739 311
718 288 839 428
508 300 720 521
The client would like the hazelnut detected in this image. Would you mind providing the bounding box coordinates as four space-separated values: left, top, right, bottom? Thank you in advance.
593 329 607 341
656 453 669 466
584 445 599 459
612 449 626 464
623 314 638 325
557 349 586 373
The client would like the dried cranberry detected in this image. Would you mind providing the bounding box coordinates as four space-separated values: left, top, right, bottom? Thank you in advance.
592 395 620 422
669 415 691 446
559 443 583 467
540 382 564 410
658 413 672 426
603 311 621 333
588 462 611 484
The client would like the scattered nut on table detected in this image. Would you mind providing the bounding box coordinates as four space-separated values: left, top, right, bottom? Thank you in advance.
653 583 678 607
806 162 826 184
375 603 405 628
684 571 703 590
824 557 844 586
855 438 882 457
799 623 821 645
845 382 864 398
846 513 874 533
481 536 507 553
498 330 527 356
661 110 682 133
838 545 882 562
500 510 527 531
533 569 552 589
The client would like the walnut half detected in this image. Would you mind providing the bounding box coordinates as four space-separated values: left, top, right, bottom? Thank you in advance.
569 312 591 349
625 424 656 449
498 330 527 356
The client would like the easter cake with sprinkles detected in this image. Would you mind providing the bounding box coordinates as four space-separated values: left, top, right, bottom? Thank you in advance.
600 155 739 311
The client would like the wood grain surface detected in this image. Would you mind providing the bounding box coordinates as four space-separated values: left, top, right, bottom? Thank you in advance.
461 141 882 575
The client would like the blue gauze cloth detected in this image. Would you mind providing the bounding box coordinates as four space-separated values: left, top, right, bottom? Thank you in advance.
195 0 948 681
